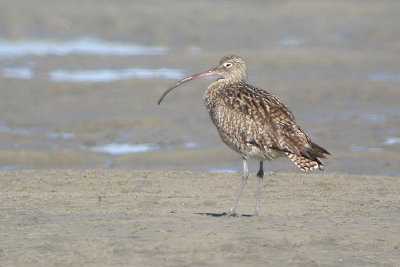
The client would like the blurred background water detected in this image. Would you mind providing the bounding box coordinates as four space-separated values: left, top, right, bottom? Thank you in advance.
0 0 399 176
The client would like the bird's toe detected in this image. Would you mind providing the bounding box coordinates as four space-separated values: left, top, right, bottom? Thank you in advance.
226 211 237 217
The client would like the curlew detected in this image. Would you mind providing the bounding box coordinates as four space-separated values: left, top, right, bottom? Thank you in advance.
158 55 330 216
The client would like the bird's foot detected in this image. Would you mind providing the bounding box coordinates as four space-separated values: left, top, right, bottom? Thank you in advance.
225 210 237 217
253 208 259 217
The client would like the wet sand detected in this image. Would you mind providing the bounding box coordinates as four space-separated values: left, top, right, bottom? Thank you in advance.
0 0 400 175
1 170 399 266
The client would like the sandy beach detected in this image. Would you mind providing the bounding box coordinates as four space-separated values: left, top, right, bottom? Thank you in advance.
0 170 399 266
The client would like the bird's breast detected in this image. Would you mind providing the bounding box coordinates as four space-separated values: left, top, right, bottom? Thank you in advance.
204 83 221 111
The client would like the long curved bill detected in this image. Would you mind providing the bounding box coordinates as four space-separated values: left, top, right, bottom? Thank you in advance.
157 69 219 105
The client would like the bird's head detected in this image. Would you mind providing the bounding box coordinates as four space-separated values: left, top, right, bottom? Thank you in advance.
158 55 247 105
214 55 247 83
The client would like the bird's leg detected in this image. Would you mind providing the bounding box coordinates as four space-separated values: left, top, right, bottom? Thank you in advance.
254 161 264 216
227 157 249 216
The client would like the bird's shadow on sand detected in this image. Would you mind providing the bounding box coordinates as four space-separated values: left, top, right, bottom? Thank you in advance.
194 212 253 217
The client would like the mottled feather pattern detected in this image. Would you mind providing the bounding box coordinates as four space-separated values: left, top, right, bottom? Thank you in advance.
205 80 329 171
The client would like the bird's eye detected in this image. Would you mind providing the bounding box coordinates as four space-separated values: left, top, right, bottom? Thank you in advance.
224 62 232 68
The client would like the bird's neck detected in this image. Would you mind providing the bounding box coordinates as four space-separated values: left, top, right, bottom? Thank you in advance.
210 77 243 89
204 78 243 109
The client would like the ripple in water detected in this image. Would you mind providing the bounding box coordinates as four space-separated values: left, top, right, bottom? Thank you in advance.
384 137 400 146
350 145 383 153
89 141 202 155
0 38 167 58
89 143 160 155
2 68 33 79
370 73 400 82
49 68 185 82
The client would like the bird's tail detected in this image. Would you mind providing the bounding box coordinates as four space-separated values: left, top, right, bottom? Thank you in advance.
286 153 324 171
286 142 330 171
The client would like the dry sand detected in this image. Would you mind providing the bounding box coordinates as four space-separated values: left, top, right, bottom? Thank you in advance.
1 170 399 266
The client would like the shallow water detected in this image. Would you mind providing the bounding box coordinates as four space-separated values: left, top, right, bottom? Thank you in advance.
49 68 185 82
89 143 160 155
2 67 33 79
369 73 400 82
0 38 167 58
0 1 399 176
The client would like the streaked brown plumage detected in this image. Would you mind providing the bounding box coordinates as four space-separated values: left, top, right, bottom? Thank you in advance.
158 55 330 216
